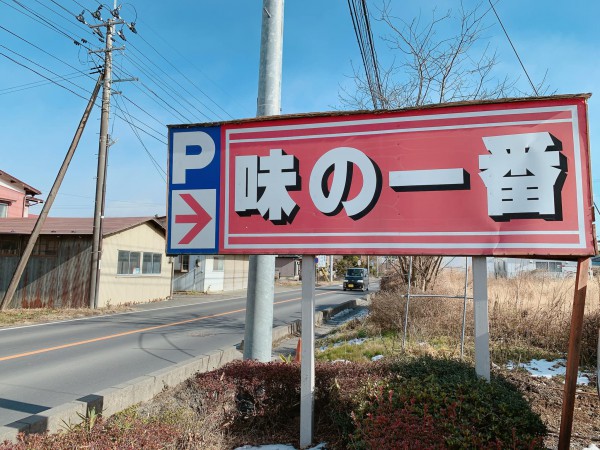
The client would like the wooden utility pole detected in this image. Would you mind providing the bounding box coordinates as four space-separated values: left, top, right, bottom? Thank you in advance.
0 74 104 310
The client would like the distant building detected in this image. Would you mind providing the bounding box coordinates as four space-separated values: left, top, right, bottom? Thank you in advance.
0 170 42 218
276 255 301 280
443 256 580 278
0 217 171 308
172 254 249 293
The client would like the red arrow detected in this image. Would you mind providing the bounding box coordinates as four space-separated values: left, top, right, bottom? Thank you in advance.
175 193 212 244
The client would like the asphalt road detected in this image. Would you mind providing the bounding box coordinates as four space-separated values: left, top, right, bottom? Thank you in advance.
0 283 372 427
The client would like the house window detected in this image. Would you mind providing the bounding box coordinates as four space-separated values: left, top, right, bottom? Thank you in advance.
118 250 161 275
535 261 562 272
213 256 224 271
32 238 58 256
117 250 141 275
180 255 190 272
0 202 8 218
0 236 20 255
142 252 162 274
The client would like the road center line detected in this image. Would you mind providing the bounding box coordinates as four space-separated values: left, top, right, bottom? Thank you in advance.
0 292 331 362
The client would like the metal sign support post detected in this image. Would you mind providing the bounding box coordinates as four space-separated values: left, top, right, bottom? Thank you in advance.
472 256 490 381
558 257 590 449
300 255 316 448
402 256 413 350
460 257 470 360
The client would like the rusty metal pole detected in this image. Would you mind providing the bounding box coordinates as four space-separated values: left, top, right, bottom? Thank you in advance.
558 257 590 449
0 74 104 310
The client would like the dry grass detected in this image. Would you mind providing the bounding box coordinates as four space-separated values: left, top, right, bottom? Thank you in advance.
372 269 600 366
0 305 134 328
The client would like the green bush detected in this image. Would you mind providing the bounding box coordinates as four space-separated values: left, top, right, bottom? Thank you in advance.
349 357 546 449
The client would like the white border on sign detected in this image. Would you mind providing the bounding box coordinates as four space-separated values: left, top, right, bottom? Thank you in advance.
223 105 587 251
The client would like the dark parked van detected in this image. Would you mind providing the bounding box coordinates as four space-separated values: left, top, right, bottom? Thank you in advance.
343 267 369 291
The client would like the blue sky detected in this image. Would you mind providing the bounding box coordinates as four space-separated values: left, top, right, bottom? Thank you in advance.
1 0 599 220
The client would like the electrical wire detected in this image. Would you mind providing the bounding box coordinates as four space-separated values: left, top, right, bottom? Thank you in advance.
0 50 91 100
120 94 168 128
347 0 385 109
131 33 232 120
487 0 539 96
137 19 241 119
114 94 167 181
121 51 200 122
0 25 96 83
126 41 220 121
0 72 87 95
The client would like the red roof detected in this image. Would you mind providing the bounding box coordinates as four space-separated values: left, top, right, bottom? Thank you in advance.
0 170 42 196
0 217 164 236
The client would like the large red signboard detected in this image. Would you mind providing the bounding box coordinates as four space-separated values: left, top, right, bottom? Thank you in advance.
167 95 595 257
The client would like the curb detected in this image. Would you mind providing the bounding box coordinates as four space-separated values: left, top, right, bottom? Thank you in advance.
0 346 242 443
243 298 360 350
0 297 364 443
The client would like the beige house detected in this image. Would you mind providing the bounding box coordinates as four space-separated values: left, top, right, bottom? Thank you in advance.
99 218 171 307
0 217 171 309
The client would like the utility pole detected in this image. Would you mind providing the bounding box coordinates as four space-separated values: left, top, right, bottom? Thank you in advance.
87 3 125 309
0 75 104 310
243 0 284 362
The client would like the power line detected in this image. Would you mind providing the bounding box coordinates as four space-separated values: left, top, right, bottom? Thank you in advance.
8 0 86 45
347 0 385 109
120 94 168 128
0 49 91 100
111 105 167 145
115 94 167 182
138 18 247 118
487 0 539 96
0 71 87 95
132 32 233 120
33 0 94 39
127 40 221 121
121 51 201 122
0 25 96 82
1 44 91 94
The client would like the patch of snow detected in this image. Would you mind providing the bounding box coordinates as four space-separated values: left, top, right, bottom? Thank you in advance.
235 444 327 450
330 308 354 321
235 446 295 450
331 359 350 364
506 358 591 385
347 337 367 346
235 442 326 450
329 308 369 325
584 445 599 450
371 354 384 361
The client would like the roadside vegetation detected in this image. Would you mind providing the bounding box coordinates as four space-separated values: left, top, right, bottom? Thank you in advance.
0 305 134 328
3 269 598 449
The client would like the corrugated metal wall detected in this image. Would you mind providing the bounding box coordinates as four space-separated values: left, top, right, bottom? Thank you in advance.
0 236 91 309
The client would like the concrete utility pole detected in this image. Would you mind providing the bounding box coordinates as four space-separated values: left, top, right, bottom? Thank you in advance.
243 0 284 362
88 7 124 309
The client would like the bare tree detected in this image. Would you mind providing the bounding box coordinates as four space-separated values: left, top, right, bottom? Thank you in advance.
340 1 548 291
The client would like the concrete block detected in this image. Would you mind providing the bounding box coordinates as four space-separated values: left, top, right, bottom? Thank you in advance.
11 414 47 434
112 375 158 406
0 423 28 442
42 400 88 434
93 384 135 418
